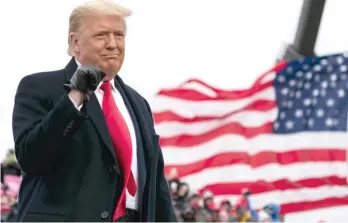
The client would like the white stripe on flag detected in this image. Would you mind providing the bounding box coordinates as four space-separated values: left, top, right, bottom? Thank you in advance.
180 162 347 190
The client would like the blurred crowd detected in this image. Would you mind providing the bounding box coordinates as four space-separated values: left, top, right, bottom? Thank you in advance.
1 149 21 221
0 150 282 222
166 169 283 222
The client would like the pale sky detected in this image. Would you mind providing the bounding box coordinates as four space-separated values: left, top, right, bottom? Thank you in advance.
1 0 348 220
1 0 348 157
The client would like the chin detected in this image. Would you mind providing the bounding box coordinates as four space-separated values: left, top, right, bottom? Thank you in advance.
101 62 120 72
99 62 116 70
102 66 120 77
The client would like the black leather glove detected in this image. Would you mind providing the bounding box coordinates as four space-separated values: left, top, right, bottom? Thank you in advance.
64 65 105 101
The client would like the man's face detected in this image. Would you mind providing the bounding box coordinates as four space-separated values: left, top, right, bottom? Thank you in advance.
178 184 189 196
71 15 126 79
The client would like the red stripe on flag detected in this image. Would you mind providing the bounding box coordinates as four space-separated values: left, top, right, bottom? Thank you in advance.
199 176 347 196
160 122 273 147
280 196 348 214
164 149 346 178
157 81 273 101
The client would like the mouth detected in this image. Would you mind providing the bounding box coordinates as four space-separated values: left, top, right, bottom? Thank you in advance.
102 55 118 59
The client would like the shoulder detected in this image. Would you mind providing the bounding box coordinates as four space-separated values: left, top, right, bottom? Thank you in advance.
15 68 67 103
17 68 66 92
19 68 65 86
124 84 146 101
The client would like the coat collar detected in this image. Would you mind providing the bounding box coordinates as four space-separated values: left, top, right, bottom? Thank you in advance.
64 57 78 82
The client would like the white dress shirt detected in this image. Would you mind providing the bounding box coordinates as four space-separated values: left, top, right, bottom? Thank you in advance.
69 61 138 210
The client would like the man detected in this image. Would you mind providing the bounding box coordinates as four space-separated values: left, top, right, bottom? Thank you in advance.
1 149 21 182
11 0 176 222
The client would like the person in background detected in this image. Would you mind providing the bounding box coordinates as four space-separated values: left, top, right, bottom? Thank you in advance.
231 197 257 222
173 182 190 211
263 203 281 222
180 203 196 222
242 188 259 221
219 199 232 214
258 209 272 222
167 169 181 198
3 149 17 165
188 193 201 210
218 210 230 222
1 149 21 183
11 0 175 221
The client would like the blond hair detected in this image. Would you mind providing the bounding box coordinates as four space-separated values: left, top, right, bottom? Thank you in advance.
67 0 132 56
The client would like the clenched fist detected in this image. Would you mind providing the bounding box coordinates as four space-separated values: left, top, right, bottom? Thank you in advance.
64 65 105 101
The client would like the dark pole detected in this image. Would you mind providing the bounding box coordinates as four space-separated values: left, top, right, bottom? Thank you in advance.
277 0 326 62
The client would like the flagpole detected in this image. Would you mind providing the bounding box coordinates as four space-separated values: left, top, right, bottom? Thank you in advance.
276 0 326 62
293 0 326 56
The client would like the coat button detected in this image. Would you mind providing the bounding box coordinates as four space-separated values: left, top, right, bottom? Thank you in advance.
100 211 109 219
63 129 68 136
109 164 117 172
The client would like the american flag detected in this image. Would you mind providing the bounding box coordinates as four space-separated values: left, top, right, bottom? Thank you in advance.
151 52 348 215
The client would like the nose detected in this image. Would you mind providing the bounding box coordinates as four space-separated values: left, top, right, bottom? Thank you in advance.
105 33 117 49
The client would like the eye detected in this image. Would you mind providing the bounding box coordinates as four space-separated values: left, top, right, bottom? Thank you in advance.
94 32 106 38
115 32 125 37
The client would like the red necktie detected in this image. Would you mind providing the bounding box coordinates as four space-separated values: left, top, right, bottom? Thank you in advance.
100 81 137 221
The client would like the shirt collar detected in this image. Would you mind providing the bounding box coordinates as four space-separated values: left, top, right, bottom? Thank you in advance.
75 58 115 91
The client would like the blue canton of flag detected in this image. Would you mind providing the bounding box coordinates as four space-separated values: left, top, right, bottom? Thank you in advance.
273 52 348 133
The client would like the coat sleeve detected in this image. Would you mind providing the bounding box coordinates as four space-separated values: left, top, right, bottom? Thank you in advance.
12 74 87 175
143 99 177 222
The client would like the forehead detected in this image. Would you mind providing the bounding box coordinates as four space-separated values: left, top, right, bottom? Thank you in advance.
83 15 125 32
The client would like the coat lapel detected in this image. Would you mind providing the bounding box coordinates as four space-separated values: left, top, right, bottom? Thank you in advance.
114 76 154 163
84 95 117 162
64 58 117 162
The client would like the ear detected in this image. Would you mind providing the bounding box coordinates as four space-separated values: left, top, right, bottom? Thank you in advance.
69 32 80 53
